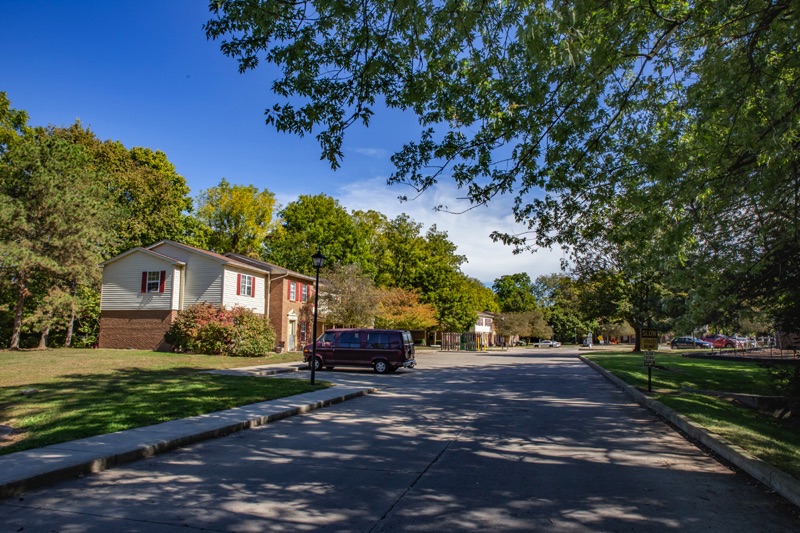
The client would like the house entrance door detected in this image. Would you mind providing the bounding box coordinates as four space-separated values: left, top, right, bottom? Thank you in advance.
288 318 297 351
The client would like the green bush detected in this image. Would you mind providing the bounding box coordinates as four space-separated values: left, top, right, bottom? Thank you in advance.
228 308 276 357
165 304 276 356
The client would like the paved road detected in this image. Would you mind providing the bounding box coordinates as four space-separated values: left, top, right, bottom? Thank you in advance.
1 349 798 532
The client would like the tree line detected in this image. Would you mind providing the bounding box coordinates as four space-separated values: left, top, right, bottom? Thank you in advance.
1 83 783 351
0 92 502 349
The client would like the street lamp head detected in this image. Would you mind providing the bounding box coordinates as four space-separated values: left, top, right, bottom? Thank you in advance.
312 251 326 269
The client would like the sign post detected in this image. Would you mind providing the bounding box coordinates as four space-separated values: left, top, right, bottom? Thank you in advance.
643 352 656 392
640 328 659 393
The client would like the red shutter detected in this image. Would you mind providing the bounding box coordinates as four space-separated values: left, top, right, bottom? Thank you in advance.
287 281 291 300
141 272 147 293
252 277 256 297
159 271 166 293
299 282 304 301
236 273 241 295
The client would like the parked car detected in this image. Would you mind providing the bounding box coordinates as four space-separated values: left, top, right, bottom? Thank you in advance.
670 336 713 349
303 328 416 374
733 336 756 348
539 340 562 348
701 334 741 349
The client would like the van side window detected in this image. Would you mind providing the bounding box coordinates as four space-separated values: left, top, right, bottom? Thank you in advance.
338 331 361 348
319 331 336 346
388 334 402 349
367 332 390 349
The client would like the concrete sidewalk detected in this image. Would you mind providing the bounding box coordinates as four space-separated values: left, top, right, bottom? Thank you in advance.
0 374 374 499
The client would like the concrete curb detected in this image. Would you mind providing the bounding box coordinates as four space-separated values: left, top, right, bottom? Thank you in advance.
0 385 375 499
580 355 800 509
201 364 302 377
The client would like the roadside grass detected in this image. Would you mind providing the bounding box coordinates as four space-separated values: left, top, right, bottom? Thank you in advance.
0 348 321 456
586 352 800 479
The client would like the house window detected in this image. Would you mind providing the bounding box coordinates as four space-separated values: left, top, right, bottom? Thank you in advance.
146 271 161 293
289 281 297 301
301 284 309 303
239 274 254 297
141 271 165 293
299 321 307 343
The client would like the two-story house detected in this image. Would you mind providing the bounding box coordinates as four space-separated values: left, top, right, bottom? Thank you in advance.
98 241 317 352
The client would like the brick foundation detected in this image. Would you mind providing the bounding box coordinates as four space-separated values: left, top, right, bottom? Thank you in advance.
98 310 177 351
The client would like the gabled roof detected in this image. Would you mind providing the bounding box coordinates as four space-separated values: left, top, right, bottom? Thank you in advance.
224 253 316 283
147 241 269 275
100 247 186 267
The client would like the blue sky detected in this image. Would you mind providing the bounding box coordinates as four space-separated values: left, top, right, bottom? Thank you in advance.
2 0 563 284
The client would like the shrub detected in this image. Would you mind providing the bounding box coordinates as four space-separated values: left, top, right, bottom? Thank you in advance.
165 304 275 356
228 308 276 357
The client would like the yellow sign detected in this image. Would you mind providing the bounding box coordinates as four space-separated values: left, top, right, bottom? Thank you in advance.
641 338 659 351
640 328 659 351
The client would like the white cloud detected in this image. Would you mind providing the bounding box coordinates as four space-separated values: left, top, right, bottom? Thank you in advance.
348 147 389 158
336 177 565 285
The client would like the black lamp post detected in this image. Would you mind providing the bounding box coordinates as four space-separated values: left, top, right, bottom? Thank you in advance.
501 316 506 351
309 250 326 384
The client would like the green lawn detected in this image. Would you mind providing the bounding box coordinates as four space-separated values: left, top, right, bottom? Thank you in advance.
0 348 322 455
586 352 800 479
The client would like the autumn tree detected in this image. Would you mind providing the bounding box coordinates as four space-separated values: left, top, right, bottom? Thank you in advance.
318 263 381 327
196 178 277 256
375 287 437 331
500 311 553 342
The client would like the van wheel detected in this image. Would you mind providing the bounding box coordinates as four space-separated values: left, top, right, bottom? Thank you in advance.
374 360 390 374
313 357 323 371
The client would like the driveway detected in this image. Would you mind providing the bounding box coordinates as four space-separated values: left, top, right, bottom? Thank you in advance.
1 348 798 532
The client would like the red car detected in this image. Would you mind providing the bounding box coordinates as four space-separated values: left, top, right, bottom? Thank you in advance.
701 334 742 349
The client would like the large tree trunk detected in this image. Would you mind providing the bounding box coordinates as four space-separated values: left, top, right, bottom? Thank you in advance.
64 311 75 348
38 323 50 350
64 294 76 348
632 325 642 352
10 285 26 350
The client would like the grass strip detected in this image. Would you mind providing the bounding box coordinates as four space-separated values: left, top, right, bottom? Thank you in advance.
586 352 800 480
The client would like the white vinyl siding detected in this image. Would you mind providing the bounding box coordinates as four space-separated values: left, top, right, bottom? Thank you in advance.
223 267 266 313
150 242 223 306
100 252 176 311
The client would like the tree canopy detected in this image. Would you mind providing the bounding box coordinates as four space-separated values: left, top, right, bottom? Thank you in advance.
493 273 538 313
196 178 277 256
206 0 800 332
0 95 114 348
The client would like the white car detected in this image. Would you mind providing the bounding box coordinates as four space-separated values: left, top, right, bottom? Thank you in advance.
538 340 562 348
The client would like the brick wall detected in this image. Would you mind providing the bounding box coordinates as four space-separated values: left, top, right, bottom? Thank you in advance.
98 310 177 351
268 277 311 350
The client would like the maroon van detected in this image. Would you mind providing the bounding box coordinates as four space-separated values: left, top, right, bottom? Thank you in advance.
303 328 416 374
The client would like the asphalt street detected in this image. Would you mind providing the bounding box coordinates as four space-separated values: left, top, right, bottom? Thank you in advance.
1 348 798 532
